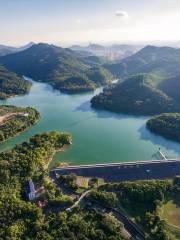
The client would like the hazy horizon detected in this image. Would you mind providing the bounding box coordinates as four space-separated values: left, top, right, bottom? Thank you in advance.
1 0 180 46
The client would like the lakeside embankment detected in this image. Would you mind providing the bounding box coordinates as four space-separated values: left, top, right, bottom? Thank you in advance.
52 159 180 182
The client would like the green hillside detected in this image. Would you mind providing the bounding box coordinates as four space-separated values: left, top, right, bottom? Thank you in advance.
0 65 31 99
147 113 180 142
0 132 126 240
91 74 177 115
159 75 180 102
105 45 180 80
92 46 180 115
56 67 113 93
0 105 40 142
0 43 112 93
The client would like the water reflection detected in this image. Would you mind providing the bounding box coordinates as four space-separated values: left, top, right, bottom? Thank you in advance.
139 124 180 157
75 100 149 121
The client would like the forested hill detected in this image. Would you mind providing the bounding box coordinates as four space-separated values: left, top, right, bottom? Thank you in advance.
0 65 31 99
0 132 127 240
91 74 178 115
0 43 113 93
159 75 180 102
91 45 180 115
147 113 180 142
0 105 40 142
105 45 180 79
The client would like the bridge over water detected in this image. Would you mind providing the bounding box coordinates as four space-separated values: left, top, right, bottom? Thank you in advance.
51 159 180 182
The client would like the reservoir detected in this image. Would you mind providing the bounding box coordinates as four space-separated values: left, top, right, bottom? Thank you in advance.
0 79 179 166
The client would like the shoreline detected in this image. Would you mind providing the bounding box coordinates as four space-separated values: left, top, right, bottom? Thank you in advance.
0 91 31 101
48 144 71 170
0 113 41 145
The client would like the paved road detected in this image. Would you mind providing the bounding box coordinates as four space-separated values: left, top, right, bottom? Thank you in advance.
51 159 180 182
111 208 145 240
66 190 91 211
89 201 145 240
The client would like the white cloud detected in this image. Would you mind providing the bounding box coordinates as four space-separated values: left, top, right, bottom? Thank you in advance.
115 11 129 19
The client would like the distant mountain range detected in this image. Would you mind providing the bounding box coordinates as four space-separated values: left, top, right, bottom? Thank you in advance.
0 43 113 93
70 43 142 61
105 45 180 78
71 44 106 52
1 42 180 114
0 42 35 57
0 45 17 57
91 45 180 115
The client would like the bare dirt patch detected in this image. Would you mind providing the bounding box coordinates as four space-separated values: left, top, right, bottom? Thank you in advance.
0 112 26 126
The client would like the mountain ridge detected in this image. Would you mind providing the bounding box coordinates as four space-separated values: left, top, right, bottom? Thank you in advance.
0 43 113 93
91 73 179 115
0 65 31 99
105 45 180 79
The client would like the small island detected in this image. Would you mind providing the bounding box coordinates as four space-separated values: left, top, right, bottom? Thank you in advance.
0 65 31 99
0 105 40 142
147 113 180 142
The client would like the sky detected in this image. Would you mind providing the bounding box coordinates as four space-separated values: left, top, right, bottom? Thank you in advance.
1 0 180 46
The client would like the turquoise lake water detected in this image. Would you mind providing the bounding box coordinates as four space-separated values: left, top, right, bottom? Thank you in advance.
0 79 179 166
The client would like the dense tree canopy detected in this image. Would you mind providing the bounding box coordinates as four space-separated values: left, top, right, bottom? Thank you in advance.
147 113 180 142
0 131 127 240
87 190 118 208
93 45 180 115
0 105 40 142
0 131 72 185
0 43 113 93
0 134 179 240
99 180 178 240
0 65 31 99
91 74 177 115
